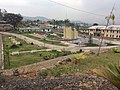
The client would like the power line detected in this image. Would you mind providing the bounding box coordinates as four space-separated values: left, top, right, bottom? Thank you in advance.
47 0 105 17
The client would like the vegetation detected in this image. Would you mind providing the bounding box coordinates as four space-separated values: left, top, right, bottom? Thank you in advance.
39 50 120 77
46 33 58 39
3 13 23 29
25 34 66 46
4 50 71 69
85 43 98 47
93 64 120 89
112 47 120 53
2 35 42 52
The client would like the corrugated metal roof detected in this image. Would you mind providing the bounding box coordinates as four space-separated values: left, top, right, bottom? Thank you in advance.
88 25 120 30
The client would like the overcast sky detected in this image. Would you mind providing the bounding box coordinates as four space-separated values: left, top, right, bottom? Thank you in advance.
0 0 120 24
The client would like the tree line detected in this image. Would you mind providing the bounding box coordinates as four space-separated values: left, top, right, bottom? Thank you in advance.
0 9 23 30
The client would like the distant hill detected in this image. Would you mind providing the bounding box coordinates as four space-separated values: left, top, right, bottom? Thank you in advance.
23 16 50 22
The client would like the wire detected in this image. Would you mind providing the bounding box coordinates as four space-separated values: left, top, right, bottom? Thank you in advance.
47 0 105 17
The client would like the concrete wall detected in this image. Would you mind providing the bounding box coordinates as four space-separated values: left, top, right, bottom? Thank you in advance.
64 26 78 39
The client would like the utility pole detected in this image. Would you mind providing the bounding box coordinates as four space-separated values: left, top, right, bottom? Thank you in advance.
97 3 115 56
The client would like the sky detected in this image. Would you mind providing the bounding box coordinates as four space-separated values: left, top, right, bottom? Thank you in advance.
0 0 120 24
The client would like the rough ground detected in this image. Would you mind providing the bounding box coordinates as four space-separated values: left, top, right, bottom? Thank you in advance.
0 73 118 90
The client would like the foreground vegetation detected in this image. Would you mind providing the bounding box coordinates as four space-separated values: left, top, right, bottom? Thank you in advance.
39 50 120 77
4 50 72 69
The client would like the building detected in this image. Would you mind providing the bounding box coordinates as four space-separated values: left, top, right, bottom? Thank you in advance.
64 26 78 39
0 21 13 31
80 25 120 38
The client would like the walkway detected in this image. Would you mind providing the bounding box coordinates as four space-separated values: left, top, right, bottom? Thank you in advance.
0 32 66 50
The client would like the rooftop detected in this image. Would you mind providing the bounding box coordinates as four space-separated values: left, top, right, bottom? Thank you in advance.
88 25 120 30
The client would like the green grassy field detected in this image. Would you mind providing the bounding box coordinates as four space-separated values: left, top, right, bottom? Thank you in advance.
4 50 71 69
24 34 66 46
39 50 120 77
2 35 43 52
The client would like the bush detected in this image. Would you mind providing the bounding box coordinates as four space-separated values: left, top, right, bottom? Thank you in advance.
39 53 42 56
39 70 48 77
51 70 61 77
112 48 120 53
72 53 86 64
31 42 34 45
10 44 19 49
43 56 50 60
93 64 120 89
12 69 19 76
19 43 23 46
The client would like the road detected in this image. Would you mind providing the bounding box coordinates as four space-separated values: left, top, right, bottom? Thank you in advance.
0 32 66 50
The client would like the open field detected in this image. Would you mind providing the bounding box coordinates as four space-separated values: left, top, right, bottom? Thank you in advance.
4 50 71 69
2 35 43 52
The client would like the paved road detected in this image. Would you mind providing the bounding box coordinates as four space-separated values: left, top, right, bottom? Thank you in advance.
0 32 66 50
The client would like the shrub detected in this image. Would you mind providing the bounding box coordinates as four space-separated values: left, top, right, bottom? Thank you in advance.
39 53 42 56
72 53 86 64
31 42 34 45
19 43 23 46
10 44 19 49
112 48 120 53
93 64 120 89
51 70 61 77
43 56 50 60
12 69 19 76
39 70 48 77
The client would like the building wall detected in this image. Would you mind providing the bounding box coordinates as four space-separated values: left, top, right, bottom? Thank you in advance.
80 29 120 38
0 24 13 31
64 27 78 39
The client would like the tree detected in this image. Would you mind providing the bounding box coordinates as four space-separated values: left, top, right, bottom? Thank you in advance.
64 19 70 26
93 23 98 26
3 13 23 29
0 9 3 21
110 14 115 25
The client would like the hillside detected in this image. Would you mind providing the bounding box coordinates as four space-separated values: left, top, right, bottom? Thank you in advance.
23 16 50 21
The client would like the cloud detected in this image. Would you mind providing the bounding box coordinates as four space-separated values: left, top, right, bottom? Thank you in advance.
0 0 27 6
0 0 120 24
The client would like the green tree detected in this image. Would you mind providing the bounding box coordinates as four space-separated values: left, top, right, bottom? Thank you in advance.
3 13 23 30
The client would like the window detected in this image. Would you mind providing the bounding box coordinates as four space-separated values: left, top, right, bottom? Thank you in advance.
113 31 114 33
116 35 118 38
107 30 108 32
106 35 108 37
112 35 114 37
117 31 119 33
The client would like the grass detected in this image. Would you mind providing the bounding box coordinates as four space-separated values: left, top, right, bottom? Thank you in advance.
4 50 72 69
24 34 66 46
85 43 98 47
2 35 43 52
39 50 120 77
46 34 58 39
106 43 117 46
